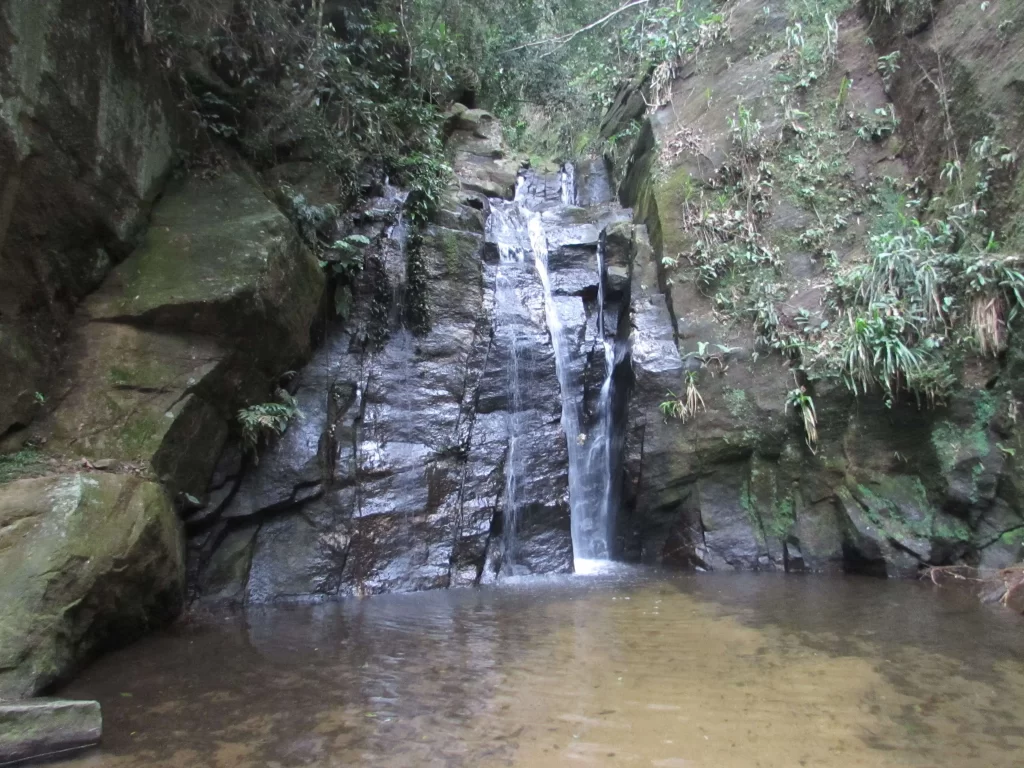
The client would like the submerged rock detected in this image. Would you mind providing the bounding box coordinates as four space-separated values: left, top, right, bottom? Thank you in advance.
0 699 102 764
0 474 183 698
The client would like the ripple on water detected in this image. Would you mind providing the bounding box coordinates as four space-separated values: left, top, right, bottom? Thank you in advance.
59 572 1024 768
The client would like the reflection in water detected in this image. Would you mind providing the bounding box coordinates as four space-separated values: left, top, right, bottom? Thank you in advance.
61 572 1024 767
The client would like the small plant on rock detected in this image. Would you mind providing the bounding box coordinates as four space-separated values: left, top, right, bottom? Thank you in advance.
660 372 706 422
877 50 901 92
786 385 818 453
238 390 300 461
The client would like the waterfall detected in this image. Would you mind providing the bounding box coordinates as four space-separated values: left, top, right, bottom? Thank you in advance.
487 165 622 573
578 239 616 568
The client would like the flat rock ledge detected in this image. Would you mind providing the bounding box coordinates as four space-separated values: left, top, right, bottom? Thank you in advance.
0 699 101 764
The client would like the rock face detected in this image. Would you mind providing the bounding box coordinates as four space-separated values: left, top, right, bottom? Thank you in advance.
611 0 1024 576
0 474 184 698
0 0 179 437
32 165 325 500
0 699 102 764
191 123 655 602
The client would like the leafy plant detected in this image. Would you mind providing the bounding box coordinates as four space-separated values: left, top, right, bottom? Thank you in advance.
238 391 300 460
877 50 901 92
660 372 706 422
786 386 818 452
728 103 763 155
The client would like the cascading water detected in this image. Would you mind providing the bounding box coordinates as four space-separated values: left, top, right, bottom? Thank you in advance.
578 238 618 568
506 164 620 570
484 163 626 573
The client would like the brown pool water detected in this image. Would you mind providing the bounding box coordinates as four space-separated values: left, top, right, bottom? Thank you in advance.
60 570 1024 767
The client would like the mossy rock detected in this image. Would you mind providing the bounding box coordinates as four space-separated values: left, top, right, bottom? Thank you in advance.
85 164 325 371
43 324 230 498
0 473 184 698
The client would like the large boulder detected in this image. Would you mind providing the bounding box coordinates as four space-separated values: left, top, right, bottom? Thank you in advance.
447 106 520 200
0 473 184 698
0 0 179 436
36 166 325 498
85 165 325 362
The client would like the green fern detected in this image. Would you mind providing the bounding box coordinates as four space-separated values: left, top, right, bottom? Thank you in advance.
238 391 300 459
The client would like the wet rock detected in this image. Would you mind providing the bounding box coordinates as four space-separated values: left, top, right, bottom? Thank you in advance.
196 153 607 601
795 499 846 574
0 699 102 764
0 474 184 698
698 473 779 571
574 158 615 207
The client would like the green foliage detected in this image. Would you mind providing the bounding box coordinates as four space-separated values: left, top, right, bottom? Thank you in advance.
786 386 818 451
398 151 453 226
876 50 901 92
728 103 763 154
811 181 1024 404
238 391 299 459
856 105 900 142
660 371 705 421
478 0 723 157
778 0 847 95
148 0 446 198
284 194 339 248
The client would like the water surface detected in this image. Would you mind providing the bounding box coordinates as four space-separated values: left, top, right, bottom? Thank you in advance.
61 570 1024 767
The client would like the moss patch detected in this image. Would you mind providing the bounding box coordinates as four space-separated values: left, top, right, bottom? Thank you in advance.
0 451 45 485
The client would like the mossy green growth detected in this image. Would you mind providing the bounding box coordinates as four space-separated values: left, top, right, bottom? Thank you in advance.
1000 527 1024 547
723 387 752 419
931 391 995 473
856 477 972 544
441 230 461 276
767 494 797 539
118 412 166 459
0 450 45 485
973 392 997 453
739 478 768 545
405 229 431 335
653 166 699 266
742 457 796 541
931 421 960 474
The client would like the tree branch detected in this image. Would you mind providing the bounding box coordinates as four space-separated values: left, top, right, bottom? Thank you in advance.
503 0 651 55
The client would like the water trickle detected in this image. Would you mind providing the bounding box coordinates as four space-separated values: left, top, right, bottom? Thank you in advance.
486 202 531 570
559 163 577 206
